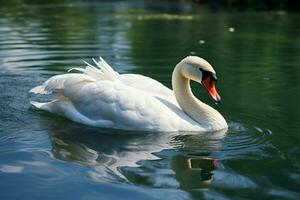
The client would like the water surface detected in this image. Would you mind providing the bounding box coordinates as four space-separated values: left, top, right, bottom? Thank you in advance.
0 1 299 199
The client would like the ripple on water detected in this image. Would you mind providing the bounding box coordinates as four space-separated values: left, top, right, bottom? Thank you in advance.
169 122 275 161
0 165 23 173
219 122 274 159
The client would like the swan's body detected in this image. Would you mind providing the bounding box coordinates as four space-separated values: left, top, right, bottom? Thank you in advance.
30 56 227 132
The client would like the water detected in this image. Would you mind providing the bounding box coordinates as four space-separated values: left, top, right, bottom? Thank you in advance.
0 1 299 199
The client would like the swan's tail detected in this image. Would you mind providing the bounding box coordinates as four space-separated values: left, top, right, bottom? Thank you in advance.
30 57 119 95
68 57 119 81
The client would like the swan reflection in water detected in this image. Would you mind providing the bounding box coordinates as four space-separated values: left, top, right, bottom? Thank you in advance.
47 120 227 189
171 154 217 190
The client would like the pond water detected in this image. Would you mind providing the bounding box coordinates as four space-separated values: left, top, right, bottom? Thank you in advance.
0 1 299 199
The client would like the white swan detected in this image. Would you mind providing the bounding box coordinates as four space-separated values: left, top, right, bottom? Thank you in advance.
30 56 228 132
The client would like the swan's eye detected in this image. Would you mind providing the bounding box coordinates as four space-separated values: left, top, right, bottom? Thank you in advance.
199 68 217 81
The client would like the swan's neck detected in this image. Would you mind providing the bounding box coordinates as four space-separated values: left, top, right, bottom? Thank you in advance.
172 64 227 131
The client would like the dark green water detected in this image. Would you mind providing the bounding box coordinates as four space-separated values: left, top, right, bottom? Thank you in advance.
0 1 299 199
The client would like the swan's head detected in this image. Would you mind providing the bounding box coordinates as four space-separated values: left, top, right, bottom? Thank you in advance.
179 56 221 103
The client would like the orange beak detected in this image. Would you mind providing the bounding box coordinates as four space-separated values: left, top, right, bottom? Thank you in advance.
202 76 221 103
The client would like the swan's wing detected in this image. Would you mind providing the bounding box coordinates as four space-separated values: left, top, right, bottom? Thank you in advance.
69 81 183 131
120 74 177 105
